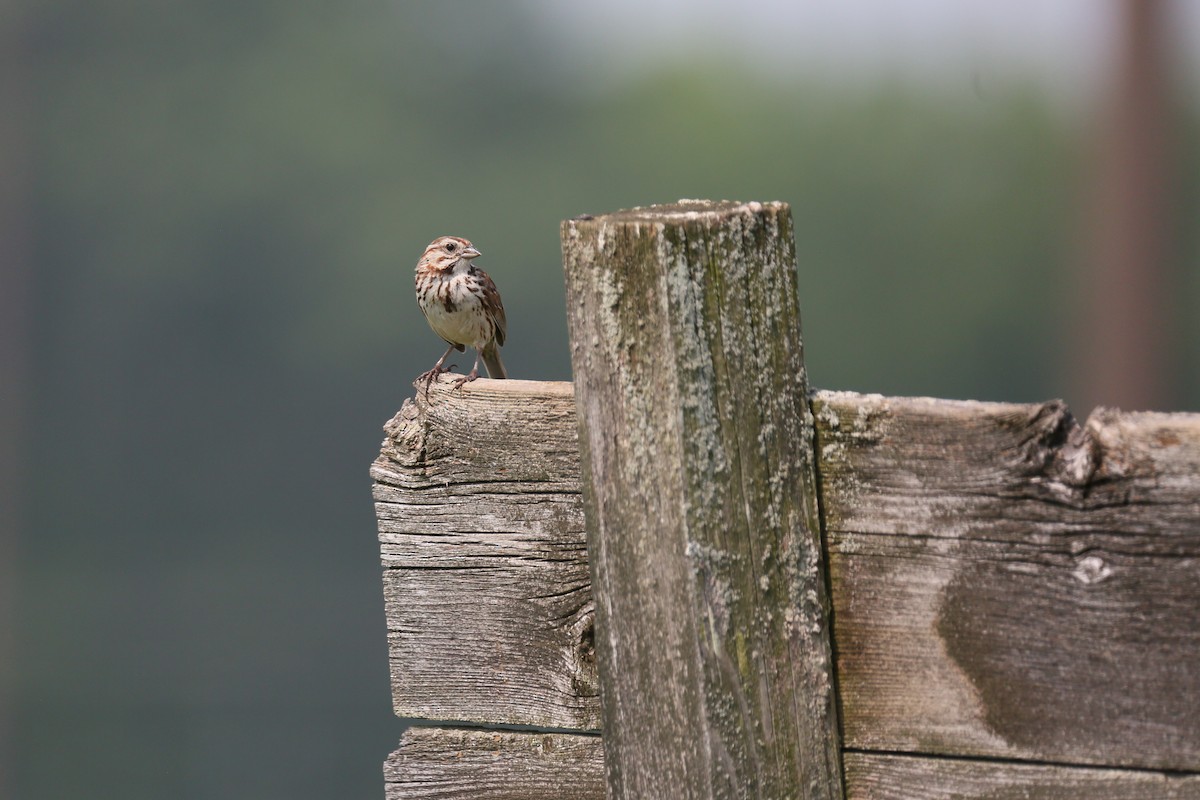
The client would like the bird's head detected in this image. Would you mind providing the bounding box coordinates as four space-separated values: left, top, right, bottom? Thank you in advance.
420 236 482 272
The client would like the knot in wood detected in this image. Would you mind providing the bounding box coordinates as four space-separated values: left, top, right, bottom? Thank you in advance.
1071 552 1113 585
1024 401 1101 501
1048 420 1101 490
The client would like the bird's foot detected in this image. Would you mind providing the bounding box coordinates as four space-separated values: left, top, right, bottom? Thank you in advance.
450 367 479 392
417 364 455 399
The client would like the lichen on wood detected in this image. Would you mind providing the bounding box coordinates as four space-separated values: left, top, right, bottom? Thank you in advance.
562 201 843 800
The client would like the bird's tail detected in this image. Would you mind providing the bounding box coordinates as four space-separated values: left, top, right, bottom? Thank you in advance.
481 342 507 379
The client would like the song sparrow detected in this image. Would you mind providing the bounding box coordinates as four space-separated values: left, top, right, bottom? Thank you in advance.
414 235 507 392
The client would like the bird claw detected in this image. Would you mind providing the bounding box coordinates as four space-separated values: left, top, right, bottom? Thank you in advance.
450 369 479 391
417 364 453 399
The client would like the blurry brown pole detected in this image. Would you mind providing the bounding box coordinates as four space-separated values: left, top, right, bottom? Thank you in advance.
0 4 31 795
1076 0 1174 413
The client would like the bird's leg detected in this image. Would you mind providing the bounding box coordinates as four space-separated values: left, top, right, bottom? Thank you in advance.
450 352 482 391
418 344 457 399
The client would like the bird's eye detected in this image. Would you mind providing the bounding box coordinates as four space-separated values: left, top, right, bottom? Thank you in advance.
445 242 457 252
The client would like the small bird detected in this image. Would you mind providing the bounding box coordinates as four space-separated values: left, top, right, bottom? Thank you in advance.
414 235 507 393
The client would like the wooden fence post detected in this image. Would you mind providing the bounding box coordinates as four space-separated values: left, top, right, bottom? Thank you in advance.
562 201 844 799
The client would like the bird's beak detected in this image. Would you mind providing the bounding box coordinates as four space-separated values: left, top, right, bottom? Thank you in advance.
462 246 482 259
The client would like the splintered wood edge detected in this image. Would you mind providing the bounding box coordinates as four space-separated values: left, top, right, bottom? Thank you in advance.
374 376 581 491
812 389 1200 538
384 727 605 800
409 375 575 399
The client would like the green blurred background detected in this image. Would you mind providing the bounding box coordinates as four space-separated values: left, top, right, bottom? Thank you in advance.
3 1 1198 797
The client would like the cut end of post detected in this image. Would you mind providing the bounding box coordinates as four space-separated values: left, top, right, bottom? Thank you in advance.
563 199 789 230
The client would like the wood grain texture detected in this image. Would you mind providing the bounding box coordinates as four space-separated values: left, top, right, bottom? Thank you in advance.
563 202 843 800
816 391 1200 771
384 727 605 800
372 376 1200 789
372 377 599 730
844 752 1200 800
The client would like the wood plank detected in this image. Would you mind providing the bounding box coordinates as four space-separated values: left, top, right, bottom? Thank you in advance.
372 378 600 730
373 380 1200 772
384 727 604 800
816 391 1200 771
563 202 843 799
814 391 1200 539
844 752 1200 800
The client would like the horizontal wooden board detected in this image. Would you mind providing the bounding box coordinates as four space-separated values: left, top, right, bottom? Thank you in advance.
373 378 599 730
844 752 1200 799
814 391 1200 540
374 382 1200 774
384 727 604 800
816 391 1200 771
372 378 581 493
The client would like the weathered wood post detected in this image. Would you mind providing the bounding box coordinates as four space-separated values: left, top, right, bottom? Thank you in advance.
562 201 844 799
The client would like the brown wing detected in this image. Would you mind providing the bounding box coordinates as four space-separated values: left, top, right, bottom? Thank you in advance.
478 268 507 347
